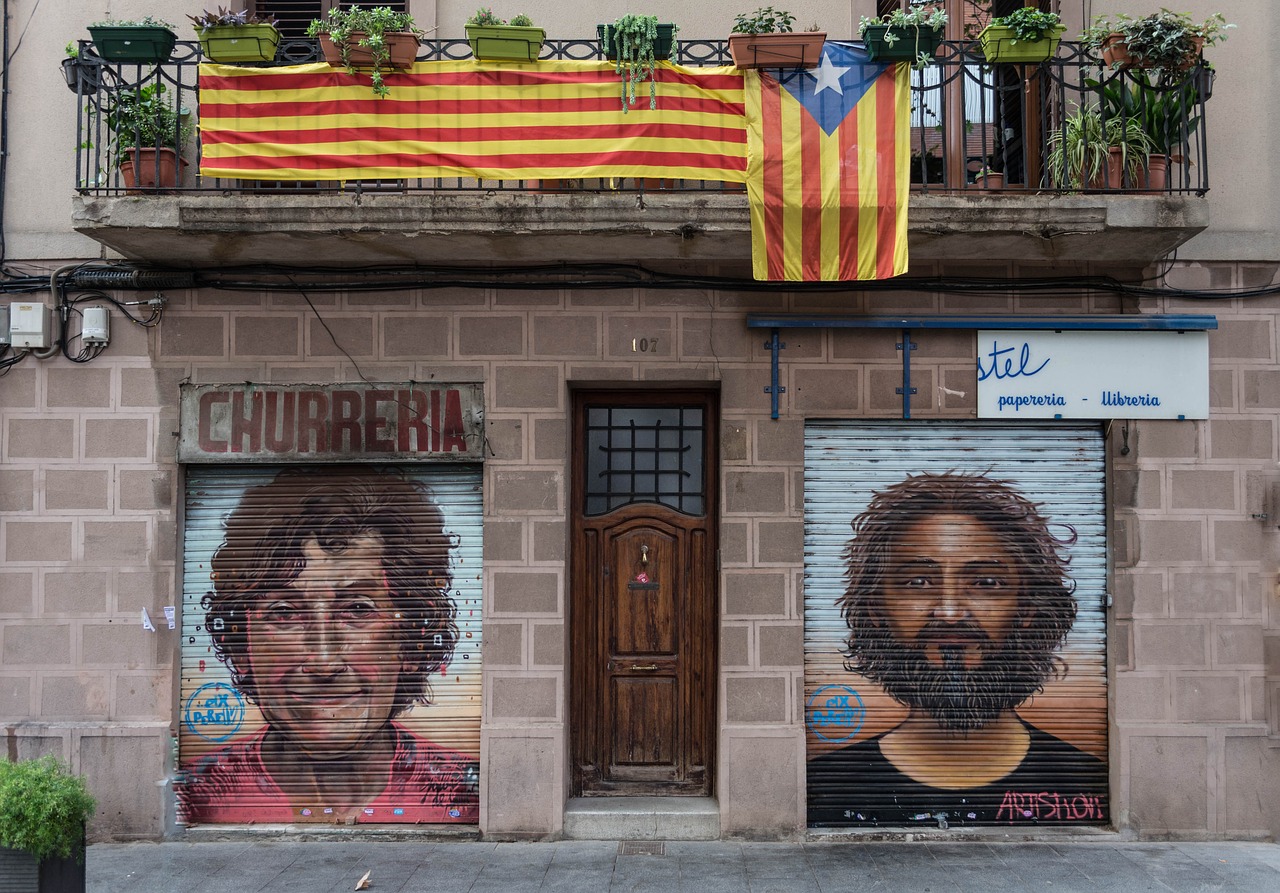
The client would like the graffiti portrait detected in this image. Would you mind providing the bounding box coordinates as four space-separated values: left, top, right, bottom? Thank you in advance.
178 466 481 824
804 425 1108 827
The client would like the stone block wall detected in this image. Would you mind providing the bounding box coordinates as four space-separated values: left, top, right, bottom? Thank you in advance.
3 258 1277 839
0 268 177 840
1112 263 1280 838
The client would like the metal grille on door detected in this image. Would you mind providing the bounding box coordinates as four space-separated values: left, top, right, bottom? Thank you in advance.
803 422 1107 828
177 464 482 825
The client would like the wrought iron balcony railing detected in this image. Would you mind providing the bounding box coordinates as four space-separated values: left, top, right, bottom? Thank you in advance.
68 38 1212 197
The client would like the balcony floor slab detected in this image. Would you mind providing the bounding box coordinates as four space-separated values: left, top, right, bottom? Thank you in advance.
71 190 1208 269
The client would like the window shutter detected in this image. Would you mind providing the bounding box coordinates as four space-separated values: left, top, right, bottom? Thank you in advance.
250 1 410 40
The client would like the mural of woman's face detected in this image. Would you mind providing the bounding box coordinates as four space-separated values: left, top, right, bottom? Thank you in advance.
246 532 409 759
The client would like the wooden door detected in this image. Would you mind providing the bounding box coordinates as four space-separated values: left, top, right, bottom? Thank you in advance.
570 391 717 796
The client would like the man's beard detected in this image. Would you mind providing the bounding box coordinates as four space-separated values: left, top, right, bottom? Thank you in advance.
850 619 1057 732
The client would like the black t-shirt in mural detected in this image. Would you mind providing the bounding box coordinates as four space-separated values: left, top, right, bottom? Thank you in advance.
807 720 1108 827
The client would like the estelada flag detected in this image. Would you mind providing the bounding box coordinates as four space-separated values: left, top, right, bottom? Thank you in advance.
743 42 909 281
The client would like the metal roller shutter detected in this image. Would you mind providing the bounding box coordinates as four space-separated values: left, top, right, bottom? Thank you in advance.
804 422 1107 828
177 464 482 825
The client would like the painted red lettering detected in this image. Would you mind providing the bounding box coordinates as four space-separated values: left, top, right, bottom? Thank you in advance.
430 388 441 451
230 391 264 453
442 388 467 452
397 389 432 453
331 390 362 452
297 391 329 453
364 390 394 452
197 392 229 452
264 391 295 452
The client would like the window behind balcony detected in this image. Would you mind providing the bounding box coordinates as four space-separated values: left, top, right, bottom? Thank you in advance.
250 1 411 40
880 1 1058 188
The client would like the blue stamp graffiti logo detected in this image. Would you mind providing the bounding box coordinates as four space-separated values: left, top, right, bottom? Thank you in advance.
183 682 245 742
806 685 865 742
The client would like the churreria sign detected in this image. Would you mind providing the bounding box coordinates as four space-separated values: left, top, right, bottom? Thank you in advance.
178 382 486 462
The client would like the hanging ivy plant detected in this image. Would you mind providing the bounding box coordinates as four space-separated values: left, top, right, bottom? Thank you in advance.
600 14 678 112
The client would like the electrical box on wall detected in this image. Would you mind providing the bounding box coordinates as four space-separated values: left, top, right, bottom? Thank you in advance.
82 306 110 344
9 302 52 349
0 305 9 346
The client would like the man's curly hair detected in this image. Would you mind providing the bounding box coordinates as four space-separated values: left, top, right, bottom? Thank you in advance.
840 472 1078 719
202 466 458 717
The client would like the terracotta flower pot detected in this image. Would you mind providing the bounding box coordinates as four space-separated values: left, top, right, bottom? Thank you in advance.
319 31 419 70
1097 149 1170 192
1100 32 1204 71
973 172 1004 189
1098 33 1128 69
119 148 186 190
727 31 826 69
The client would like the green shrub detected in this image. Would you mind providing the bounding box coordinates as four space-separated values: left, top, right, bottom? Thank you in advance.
0 756 96 863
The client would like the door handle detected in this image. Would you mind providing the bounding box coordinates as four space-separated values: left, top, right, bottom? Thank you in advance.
630 664 659 671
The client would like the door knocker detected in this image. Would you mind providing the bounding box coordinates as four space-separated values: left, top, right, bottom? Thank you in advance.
628 543 659 590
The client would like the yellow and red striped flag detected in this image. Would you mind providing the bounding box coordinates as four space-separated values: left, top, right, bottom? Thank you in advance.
197 60 747 182
743 42 909 281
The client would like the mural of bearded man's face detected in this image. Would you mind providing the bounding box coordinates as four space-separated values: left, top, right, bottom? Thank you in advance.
840 473 1078 733
874 513 1046 730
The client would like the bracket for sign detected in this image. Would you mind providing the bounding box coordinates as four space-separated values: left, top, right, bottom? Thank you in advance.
895 330 918 420
745 314 1219 422
763 329 787 420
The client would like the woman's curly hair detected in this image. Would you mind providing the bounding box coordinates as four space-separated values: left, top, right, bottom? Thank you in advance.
201 466 458 716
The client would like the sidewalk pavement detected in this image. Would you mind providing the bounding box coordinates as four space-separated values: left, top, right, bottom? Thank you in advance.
88 837 1280 893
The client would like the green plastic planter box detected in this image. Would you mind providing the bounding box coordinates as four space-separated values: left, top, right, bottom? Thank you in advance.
978 23 1066 63
198 24 281 64
597 24 677 61
861 23 943 63
465 24 545 62
87 25 177 63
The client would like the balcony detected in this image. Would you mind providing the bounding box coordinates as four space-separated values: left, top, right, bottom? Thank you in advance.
69 37 1210 269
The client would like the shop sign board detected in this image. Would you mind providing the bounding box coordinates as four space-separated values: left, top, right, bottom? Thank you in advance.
179 382 485 462
976 330 1208 420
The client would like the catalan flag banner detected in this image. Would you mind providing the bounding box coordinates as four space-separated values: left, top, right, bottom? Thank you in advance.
198 60 747 182
743 42 909 281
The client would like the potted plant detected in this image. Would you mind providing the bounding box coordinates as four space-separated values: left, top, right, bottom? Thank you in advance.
597 14 679 112
106 82 193 189
972 166 1004 189
978 7 1064 64
465 8 545 63
858 0 947 69
1047 103 1152 191
0 756 96 893
1091 69 1201 191
728 7 825 70
1082 10 1232 77
60 41 102 95
86 16 178 64
307 5 420 98
190 7 281 64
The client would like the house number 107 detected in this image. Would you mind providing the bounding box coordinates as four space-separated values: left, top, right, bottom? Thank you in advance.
632 337 659 352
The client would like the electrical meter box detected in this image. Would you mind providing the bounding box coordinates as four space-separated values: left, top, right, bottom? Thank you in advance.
9 302 52 349
82 306 110 344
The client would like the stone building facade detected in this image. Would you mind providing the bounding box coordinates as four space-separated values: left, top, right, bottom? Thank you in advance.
0 0 1277 842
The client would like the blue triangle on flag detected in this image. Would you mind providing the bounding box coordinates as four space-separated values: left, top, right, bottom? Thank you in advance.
776 41 889 136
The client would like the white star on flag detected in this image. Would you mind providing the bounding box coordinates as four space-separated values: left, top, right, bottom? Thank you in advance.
811 51 850 96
